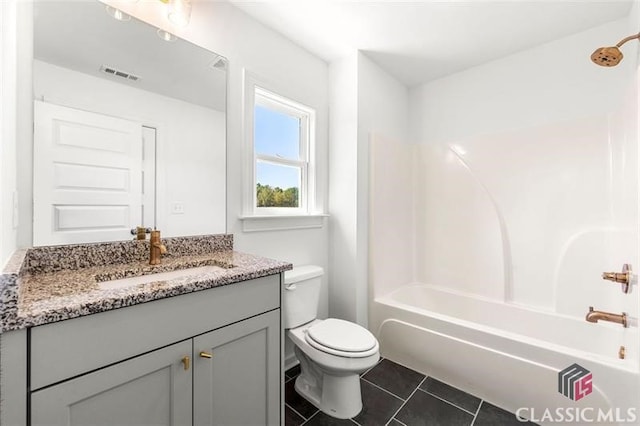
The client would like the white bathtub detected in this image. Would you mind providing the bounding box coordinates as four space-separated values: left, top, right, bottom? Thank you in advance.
371 284 640 426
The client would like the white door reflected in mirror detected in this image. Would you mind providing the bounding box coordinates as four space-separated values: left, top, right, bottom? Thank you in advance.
30 0 227 246
33 101 153 246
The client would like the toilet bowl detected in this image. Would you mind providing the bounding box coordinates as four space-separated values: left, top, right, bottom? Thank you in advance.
284 266 380 419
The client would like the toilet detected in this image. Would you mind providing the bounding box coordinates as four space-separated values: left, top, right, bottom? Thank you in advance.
284 265 380 419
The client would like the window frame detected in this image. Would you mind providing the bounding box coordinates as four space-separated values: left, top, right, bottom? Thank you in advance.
249 86 316 216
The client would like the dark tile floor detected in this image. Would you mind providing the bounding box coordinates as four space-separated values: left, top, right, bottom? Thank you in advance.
285 358 538 426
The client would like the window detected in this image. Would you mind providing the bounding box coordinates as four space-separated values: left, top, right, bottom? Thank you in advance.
252 87 315 214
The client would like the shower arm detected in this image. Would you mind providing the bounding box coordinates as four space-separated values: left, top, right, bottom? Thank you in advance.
616 33 640 48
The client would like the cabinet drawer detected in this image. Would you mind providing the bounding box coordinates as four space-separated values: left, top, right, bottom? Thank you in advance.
31 274 281 390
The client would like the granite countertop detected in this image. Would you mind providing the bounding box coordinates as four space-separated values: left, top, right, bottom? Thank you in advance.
0 235 292 333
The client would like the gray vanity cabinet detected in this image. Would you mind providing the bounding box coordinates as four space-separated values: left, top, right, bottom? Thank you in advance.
31 340 193 426
26 274 283 426
193 309 280 425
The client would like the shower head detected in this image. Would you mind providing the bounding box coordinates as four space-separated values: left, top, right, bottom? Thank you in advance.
591 46 623 67
591 33 640 67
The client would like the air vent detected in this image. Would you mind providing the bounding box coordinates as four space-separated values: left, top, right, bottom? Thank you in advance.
208 56 227 71
99 65 141 82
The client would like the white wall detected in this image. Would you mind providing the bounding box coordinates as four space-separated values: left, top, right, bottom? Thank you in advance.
328 54 358 323
1 0 32 260
408 16 639 313
0 1 18 267
328 52 409 327
15 1 31 253
32 59 226 240
356 54 409 325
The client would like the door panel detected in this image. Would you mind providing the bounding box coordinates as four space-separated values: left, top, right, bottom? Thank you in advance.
193 310 280 426
31 340 192 426
33 100 143 245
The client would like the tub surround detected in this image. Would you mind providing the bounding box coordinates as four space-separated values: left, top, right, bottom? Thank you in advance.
0 234 292 332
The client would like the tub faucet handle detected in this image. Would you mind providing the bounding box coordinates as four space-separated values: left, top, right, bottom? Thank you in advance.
602 264 632 294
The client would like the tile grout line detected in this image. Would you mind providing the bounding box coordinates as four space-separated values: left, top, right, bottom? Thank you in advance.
385 376 428 426
360 377 406 402
418 387 478 416
285 402 308 424
288 362 488 426
361 356 385 377
470 399 484 426
299 409 320 426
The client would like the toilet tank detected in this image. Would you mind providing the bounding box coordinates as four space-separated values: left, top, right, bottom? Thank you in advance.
283 265 324 329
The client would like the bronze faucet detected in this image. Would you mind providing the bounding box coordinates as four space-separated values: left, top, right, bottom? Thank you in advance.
149 230 167 265
586 307 627 327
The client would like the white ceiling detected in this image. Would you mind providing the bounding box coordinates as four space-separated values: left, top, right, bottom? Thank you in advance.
230 0 634 87
34 1 226 111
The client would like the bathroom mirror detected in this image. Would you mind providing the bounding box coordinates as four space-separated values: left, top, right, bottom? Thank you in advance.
31 0 226 246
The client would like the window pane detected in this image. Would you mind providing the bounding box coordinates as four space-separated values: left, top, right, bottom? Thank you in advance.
254 104 300 160
256 162 300 208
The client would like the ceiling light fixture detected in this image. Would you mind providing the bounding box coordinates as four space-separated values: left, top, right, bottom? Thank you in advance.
105 5 131 22
157 29 178 42
167 0 192 28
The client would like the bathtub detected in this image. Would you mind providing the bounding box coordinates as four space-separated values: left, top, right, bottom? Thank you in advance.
371 284 640 426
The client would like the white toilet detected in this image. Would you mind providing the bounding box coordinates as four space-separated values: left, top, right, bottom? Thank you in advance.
284 265 380 419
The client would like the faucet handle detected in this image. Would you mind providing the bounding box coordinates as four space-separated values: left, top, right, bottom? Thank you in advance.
602 264 632 294
130 227 151 240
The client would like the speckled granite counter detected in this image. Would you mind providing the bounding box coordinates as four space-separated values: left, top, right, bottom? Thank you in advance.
0 234 292 333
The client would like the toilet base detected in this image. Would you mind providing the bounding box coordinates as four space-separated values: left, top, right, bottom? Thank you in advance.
293 346 364 419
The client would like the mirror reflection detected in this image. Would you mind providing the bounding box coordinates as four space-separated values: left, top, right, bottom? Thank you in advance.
32 0 227 246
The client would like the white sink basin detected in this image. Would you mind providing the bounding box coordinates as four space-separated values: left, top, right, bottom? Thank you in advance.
97 265 226 290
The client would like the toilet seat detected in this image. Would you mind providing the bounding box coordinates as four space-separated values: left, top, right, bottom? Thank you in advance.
305 319 379 358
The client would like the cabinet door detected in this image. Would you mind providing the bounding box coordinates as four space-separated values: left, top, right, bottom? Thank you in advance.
193 309 280 426
31 340 192 426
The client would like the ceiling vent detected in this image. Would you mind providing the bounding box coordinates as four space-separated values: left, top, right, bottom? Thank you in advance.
99 65 141 82
208 56 227 71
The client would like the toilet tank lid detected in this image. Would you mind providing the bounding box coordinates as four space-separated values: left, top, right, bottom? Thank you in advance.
284 265 324 284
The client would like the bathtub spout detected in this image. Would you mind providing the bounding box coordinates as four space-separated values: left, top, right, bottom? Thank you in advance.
586 306 627 327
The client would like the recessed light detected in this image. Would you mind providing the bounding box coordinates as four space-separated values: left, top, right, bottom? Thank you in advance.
157 29 177 42
105 5 131 22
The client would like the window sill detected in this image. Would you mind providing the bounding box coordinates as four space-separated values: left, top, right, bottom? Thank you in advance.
238 214 328 232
